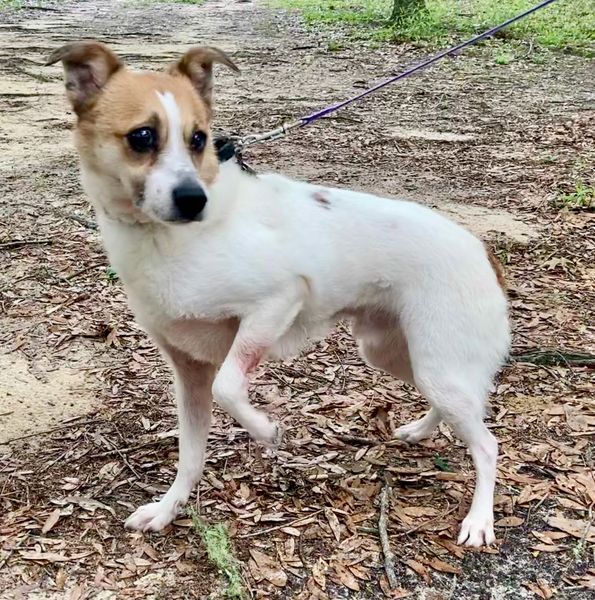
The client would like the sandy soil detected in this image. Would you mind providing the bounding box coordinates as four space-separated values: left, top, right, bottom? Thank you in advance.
0 1 593 599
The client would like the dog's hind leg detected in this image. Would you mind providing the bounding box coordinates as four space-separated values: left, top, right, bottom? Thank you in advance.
414 370 498 547
212 278 307 445
355 312 441 443
125 345 215 532
395 407 441 443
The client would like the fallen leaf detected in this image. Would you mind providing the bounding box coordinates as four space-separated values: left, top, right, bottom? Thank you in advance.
41 509 61 534
424 557 462 575
495 516 524 527
404 559 431 584
63 496 116 517
312 560 326 589
249 549 287 587
531 543 565 553
325 508 341 543
545 516 595 543
531 530 568 544
173 518 193 528
21 552 70 563
333 564 359 591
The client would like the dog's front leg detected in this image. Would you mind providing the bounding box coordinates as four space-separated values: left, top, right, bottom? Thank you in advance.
212 278 307 445
125 345 216 532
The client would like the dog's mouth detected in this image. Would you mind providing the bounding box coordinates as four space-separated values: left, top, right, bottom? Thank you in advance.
164 214 204 225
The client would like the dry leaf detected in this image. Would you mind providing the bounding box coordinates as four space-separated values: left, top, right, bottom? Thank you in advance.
525 579 555 599
531 543 565 553
41 508 61 534
404 559 431 584
325 508 341 543
312 560 327 589
55 569 67 590
249 549 287 587
545 516 595 543
173 518 193 528
21 552 69 562
531 530 568 543
495 516 524 527
424 557 462 575
333 564 360 591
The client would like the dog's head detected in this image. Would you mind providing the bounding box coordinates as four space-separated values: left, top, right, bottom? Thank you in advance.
47 41 238 224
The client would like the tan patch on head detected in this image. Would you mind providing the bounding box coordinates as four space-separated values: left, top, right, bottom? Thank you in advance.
313 191 331 209
486 246 507 292
76 69 218 183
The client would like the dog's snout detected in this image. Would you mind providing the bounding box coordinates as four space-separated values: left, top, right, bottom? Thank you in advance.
172 180 207 222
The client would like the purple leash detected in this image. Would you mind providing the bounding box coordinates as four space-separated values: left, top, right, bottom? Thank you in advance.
238 0 559 149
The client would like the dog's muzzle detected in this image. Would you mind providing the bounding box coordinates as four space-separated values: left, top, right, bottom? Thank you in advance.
171 180 207 222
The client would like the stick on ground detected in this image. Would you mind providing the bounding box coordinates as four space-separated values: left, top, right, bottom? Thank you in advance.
379 483 399 589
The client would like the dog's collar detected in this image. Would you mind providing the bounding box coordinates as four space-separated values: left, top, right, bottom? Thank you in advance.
214 136 256 175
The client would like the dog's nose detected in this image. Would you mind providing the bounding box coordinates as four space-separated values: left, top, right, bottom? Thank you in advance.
172 181 207 222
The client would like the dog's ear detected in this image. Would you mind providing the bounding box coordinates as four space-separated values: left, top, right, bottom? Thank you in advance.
45 41 122 115
169 47 239 110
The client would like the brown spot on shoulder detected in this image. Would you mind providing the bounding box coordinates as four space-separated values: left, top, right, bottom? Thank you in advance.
312 191 331 209
486 246 507 292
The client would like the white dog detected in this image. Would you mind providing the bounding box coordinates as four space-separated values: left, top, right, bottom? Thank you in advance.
48 42 510 547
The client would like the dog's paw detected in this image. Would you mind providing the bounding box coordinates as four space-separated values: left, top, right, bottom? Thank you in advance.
457 514 496 547
124 501 179 532
262 421 285 451
248 412 282 448
395 419 434 444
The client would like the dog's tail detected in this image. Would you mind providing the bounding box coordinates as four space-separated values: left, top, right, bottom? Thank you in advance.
485 246 507 292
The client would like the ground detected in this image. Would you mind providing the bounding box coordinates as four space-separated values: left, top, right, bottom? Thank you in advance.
0 1 593 599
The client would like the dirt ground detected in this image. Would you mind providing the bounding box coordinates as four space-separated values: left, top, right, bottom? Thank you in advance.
0 0 593 598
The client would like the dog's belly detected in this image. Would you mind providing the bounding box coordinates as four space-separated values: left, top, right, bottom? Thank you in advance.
158 317 239 365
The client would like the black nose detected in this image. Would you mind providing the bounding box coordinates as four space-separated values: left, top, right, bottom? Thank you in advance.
172 181 207 222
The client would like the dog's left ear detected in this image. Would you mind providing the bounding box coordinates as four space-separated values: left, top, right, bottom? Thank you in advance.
169 47 239 110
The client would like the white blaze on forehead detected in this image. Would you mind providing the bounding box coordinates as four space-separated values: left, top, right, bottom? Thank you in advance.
141 91 203 222
156 91 195 175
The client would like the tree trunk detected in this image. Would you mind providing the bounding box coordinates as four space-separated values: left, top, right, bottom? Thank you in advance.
390 0 426 25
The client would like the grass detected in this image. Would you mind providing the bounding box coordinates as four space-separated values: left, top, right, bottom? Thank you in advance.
552 182 594 210
273 0 595 53
188 508 246 599
105 266 119 283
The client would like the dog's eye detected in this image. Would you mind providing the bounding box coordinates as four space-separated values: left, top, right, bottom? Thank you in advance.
190 130 207 153
126 127 157 153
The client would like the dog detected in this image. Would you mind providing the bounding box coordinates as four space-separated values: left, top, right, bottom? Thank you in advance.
47 41 510 547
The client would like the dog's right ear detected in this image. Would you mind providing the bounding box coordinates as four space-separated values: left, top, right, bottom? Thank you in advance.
45 41 122 115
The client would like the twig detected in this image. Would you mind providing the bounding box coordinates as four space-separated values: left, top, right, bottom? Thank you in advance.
238 509 324 539
53 209 98 230
333 433 380 446
7 415 100 443
512 350 595 367
379 484 399 589
64 261 106 281
0 239 53 250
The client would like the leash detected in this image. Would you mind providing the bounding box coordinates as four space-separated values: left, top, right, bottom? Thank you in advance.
233 0 558 152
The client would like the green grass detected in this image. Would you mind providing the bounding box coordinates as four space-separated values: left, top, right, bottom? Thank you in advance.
189 508 246 599
273 0 595 53
0 0 22 8
433 454 452 471
552 182 594 210
105 266 119 283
